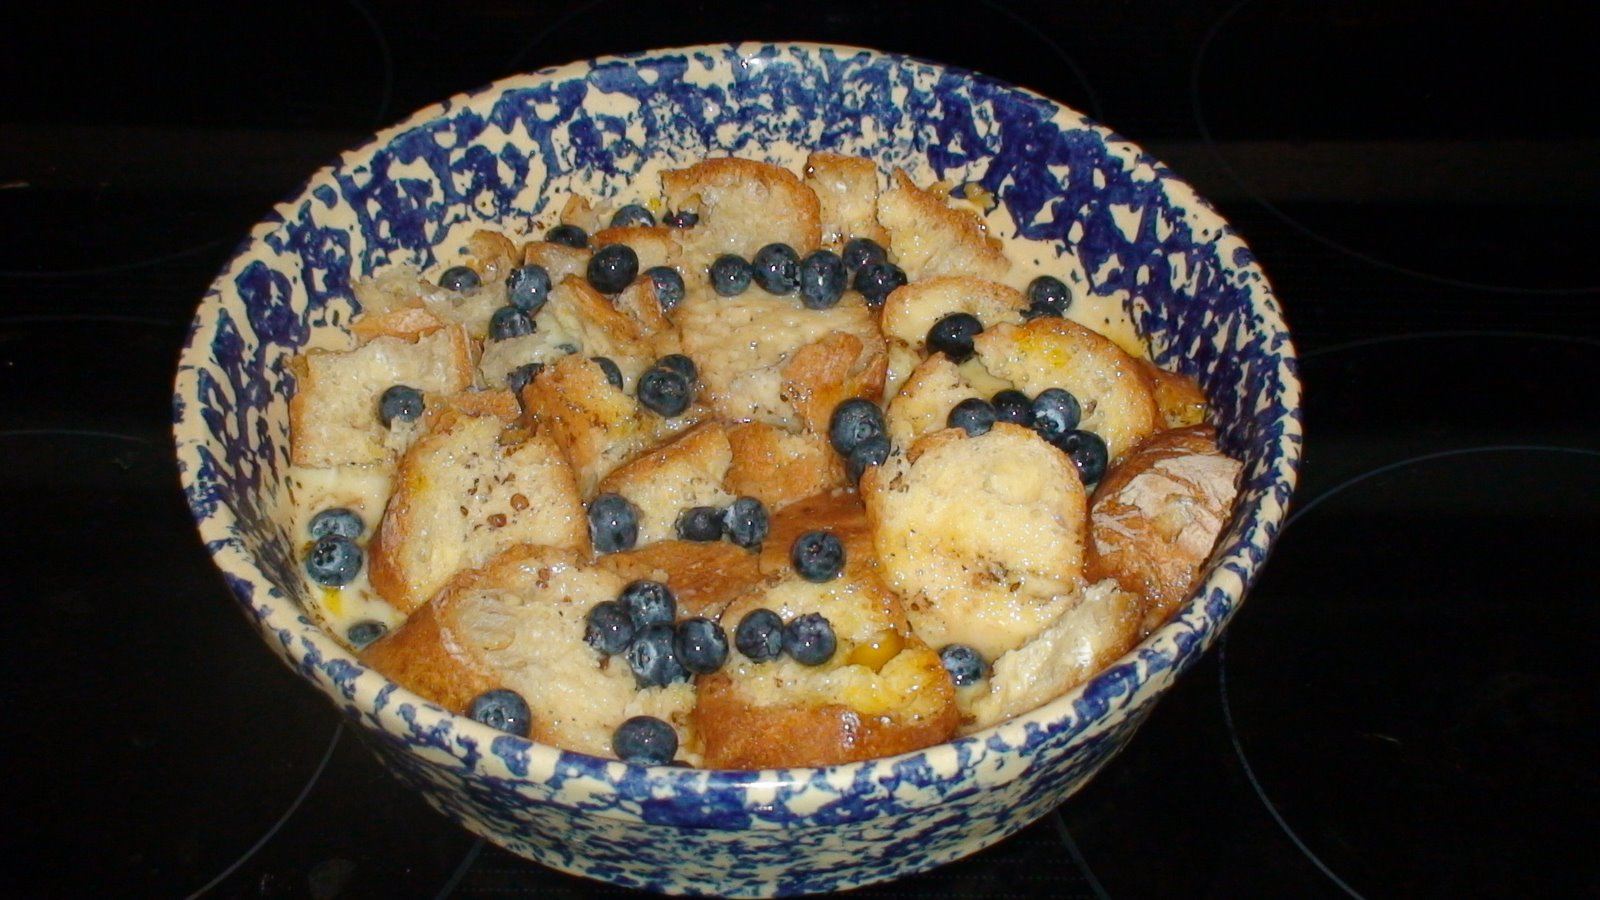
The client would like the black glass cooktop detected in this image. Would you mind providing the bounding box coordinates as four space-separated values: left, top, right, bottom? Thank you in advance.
3 1 1596 897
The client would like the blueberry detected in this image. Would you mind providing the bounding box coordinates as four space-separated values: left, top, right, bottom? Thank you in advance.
939 644 986 687
841 237 888 273
709 254 753 296
591 356 623 389
645 265 685 313
584 600 636 656
674 506 724 542
947 397 997 437
588 493 640 553
587 243 639 295
722 497 769 549
927 312 983 363
798 249 847 309
846 434 891 484
783 612 837 666
827 397 887 457
346 619 387 649
438 265 480 292
991 389 1035 426
546 223 588 248
618 579 677 629
378 385 425 427
468 688 532 737
309 507 363 540
489 305 535 341
790 530 845 583
1056 429 1109 488
637 366 691 417
625 622 687 687
852 261 907 308
1024 275 1072 318
730 608 782 663
654 353 697 384
506 264 551 313
613 715 678 765
610 203 656 228
505 362 544 394
663 209 699 228
751 242 801 295
675 617 730 674
1030 388 1082 443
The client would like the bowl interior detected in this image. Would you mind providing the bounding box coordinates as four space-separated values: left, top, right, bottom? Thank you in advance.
174 41 1300 794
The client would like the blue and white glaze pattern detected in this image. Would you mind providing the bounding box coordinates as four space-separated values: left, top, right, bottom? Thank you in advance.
173 43 1302 897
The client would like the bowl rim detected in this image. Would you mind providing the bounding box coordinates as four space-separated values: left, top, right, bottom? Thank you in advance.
173 39 1302 809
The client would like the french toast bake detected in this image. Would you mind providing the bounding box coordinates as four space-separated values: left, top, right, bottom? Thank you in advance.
286 152 1241 768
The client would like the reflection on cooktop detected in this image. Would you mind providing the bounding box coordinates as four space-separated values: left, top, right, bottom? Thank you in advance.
1222 446 1600 897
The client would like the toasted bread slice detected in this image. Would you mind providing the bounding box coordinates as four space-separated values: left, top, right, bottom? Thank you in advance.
883 353 977 449
781 330 890 436
367 402 589 613
961 578 1142 732
675 285 883 430
803 151 890 250
660 157 822 275
594 540 767 620
592 225 681 274
542 275 658 385
1086 424 1241 633
876 170 1009 282
724 422 842 512
361 544 697 760
288 324 476 468
862 424 1088 660
520 240 591 284
1138 358 1211 429
879 275 1027 355
973 317 1159 465
519 347 697 498
593 421 736 546
695 501 957 768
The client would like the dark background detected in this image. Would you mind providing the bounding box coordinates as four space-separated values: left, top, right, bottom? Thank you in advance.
3 2 1597 897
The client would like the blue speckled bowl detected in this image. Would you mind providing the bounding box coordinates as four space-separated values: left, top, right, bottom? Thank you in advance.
173 43 1301 897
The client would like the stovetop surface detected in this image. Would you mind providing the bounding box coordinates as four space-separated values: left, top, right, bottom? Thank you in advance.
4 2 1597 897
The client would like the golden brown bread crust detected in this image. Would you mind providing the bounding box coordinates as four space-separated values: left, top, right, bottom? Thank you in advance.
693 489 957 768
780 330 889 436
358 591 499 715
591 225 681 274
465 230 519 285
1138 358 1211 429
862 424 1088 660
723 422 842 512
521 240 591 283
660 157 823 272
973 317 1159 466
803 151 890 250
593 421 735 546
693 667 959 769
594 540 767 620
366 403 590 613
287 324 477 468
350 306 448 344
1085 424 1242 633
367 544 696 758
876 170 1009 282
879 275 1027 354
520 352 700 497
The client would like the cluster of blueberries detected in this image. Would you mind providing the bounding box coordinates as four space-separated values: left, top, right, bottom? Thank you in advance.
706 236 906 309
588 493 772 555
304 506 366 588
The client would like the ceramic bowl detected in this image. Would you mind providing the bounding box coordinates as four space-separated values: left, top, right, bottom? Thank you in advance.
174 42 1301 897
